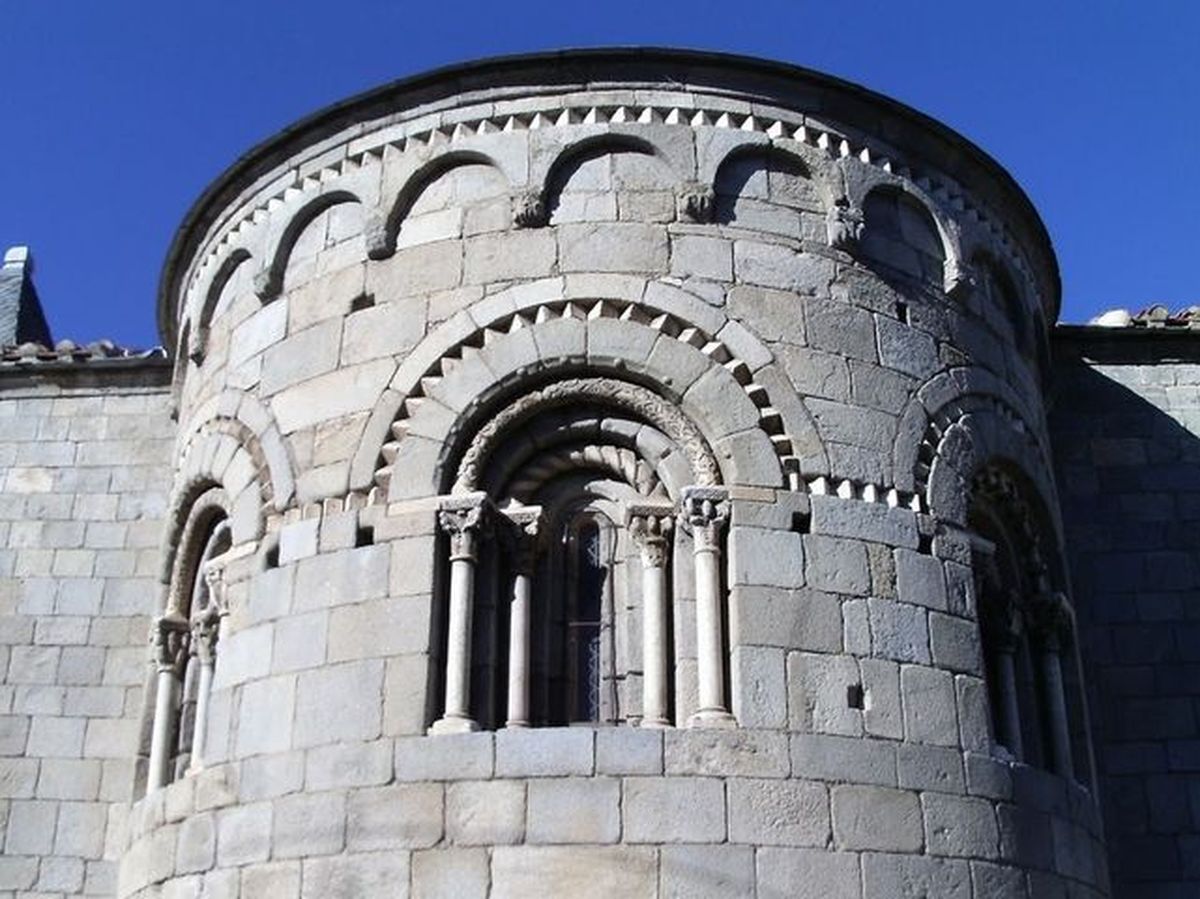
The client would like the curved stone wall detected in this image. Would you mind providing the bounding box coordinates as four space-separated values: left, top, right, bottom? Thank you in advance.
122 50 1108 898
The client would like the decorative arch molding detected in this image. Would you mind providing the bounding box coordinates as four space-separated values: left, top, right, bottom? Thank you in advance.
367 149 511 260
349 281 824 497
177 389 295 512
701 137 843 217
253 189 363 302
161 485 232 615
842 166 967 297
451 377 720 495
188 248 251 363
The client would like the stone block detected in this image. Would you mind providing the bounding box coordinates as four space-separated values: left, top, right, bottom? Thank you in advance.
383 653 433 736
237 674 295 757
860 657 903 739
272 610 328 674
396 733 493 781
241 861 301 899
923 792 1000 859
595 726 662 775
731 645 787 728
55 800 107 857
6 799 57 854
861 853 970 899
495 727 593 777
445 779 525 845
901 664 959 747
558 222 667 273
491 846 657 899
35 758 100 800
346 782 443 850
790 733 897 786
877 314 939 378
26 715 85 757
897 743 965 793
412 848 490 899
831 784 922 851
216 802 271 866
665 726 788 779
624 776 725 842
929 612 982 674
756 847 862 899
895 549 948 611
671 234 733 282
731 587 842 653
803 534 870 596
305 740 392 790
868 598 931 664
293 544 390 611
328 596 429 660
463 229 556 283
810 496 918 548
661 844 754 899
526 777 620 844
788 651 863 735
727 777 830 847
300 850 410 899
240 751 305 802
293 659 383 748
176 812 216 874
729 527 805 588
278 518 320 566
38 855 85 892
273 791 346 858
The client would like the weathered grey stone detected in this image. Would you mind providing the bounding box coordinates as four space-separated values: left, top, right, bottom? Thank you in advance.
445 780 525 845
664 728 788 778
624 776 725 843
346 782 443 850
901 664 959 747
831 784 923 851
216 802 271 866
241 861 301 899
595 726 662 775
661 844 754 899
412 848 489 899
495 727 593 777
273 791 346 858
861 852 971 899
526 777 620 844
395 733 493 781
300 851 410 899
727 777 830 847
895 549 948 611
923 792 1000 859
292 660 382 747
176 812 216 874
790 733 897 786
868 598 931 664
757 847 862 899
491 846 657 899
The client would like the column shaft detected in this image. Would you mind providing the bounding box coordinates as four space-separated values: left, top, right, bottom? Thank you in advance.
682 487 734 728
996 649 1024 760
505 570 532 727
1042 648 1075 779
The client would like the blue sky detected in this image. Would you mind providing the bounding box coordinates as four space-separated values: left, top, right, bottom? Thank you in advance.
0 0 1195 347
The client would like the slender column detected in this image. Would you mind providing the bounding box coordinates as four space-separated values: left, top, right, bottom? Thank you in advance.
982 594 1025 760
681 486 735 728
430 494 489 735
1030 592 1075 779
627 503 675 728
503 506 542 729
146 611 190 792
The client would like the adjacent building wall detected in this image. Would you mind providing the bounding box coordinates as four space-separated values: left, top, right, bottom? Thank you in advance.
1052 328 1200 896
0 362 172 895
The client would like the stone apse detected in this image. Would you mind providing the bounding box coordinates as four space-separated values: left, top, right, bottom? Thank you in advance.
110 50 1110 897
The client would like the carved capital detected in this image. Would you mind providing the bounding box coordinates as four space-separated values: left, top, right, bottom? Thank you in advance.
512 191 548 228
1027 592 1071 649
626 502 675 569
680 486 729 552
500 505 543 573
154 612 191 675
439 493 491 562
364 211 393 260
944 258 978 301
191 606 221 665
677 182 715 223
981 589 1023 652
201 562 230 617
252 268 277 304
826 199 864 251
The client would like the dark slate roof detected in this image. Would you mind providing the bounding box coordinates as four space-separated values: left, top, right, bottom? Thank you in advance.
0 339 167 366
0 247 51 346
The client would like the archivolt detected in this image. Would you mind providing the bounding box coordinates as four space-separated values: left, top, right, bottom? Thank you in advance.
453 377 719 495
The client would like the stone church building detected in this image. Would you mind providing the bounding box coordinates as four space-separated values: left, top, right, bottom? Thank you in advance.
0 49 1195 898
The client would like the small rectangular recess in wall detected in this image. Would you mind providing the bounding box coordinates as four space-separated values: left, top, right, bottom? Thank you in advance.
847 683 865 709
791 510 811 534
355 525 375 548
264 542 280 570
895 300 909 324
918 532 933 555
350 292 376 313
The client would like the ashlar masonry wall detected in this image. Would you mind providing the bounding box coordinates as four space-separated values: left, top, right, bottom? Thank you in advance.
1051 330 1200 897
0 362 173 896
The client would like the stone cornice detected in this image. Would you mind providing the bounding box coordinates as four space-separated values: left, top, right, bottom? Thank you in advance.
158 48 1060 349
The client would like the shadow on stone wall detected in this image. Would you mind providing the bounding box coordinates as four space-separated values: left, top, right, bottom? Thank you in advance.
1051 340 1200 892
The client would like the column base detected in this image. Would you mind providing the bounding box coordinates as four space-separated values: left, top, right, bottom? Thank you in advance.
640 717 673 729
504 720 530 729
429 715 480 735
687 708 737 728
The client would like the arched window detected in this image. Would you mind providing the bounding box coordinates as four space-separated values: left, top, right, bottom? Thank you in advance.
860 187 946 284
429 376 733 735
969 465 1091 783
147 495 230 792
